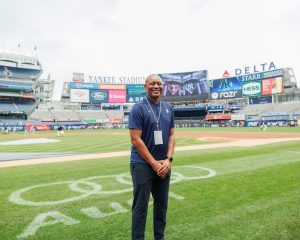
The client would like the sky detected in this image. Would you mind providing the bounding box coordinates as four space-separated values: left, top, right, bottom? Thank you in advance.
0 0 299 100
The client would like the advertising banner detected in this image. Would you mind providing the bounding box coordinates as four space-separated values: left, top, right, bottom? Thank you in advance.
262 78 273 95
233 62 277 76
73 72 84 82
89 90 108 103
109 117 122 123
231 114 246 120
25 124 51 131
205 115 231 120
0 80 33 91
126 84 145 103
209 90 242 100
242 80 261 97
207 106 223 111
0 66 42 79
108 89 126 103
99 84 126 90
249 96 272 105
96 119 109 123
262 77 283 95
70 82 99 90
22 94 34 99
238 69 283 82
209 77 242 93
158 70 208 98
0 84 32 91
70 89 90 102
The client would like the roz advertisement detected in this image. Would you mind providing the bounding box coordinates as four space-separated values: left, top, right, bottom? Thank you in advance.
108 89 126 103
209 90 242 100
242 80 261 97
158 70 208 99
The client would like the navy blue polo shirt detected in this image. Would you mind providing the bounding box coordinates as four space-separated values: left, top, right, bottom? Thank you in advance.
129 97 174 164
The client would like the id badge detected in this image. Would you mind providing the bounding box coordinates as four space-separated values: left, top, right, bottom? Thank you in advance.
154 130 163 145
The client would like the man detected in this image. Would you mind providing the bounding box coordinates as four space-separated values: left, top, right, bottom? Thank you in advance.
128 74 175 240
57 125 64 137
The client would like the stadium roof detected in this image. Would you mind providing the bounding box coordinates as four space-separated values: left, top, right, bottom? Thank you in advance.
0 49 41 67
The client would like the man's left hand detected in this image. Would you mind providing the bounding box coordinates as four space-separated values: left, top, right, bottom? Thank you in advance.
157 159 171 178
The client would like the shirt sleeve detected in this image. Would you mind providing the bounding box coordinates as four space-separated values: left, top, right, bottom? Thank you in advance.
128 104 144 130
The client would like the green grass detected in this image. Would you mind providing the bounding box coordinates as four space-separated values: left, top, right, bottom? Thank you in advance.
0 128 300 239
175 126 300 134
0 130 214 153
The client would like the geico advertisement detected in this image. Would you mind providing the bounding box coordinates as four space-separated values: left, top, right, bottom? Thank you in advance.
209 90 242 100
242 81 261 97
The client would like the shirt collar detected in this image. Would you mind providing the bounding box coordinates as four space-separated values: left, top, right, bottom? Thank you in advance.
145 96 160 106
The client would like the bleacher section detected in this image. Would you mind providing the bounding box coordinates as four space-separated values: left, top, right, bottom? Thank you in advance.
268 102 300 113
0 102 18 111
75 110 108 119
51 110 80 120
106 110 123 119
15 102 35 112
238 103 278 115
29 109 54 120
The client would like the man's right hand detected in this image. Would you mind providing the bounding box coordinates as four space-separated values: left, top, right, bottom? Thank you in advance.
152 161 164 173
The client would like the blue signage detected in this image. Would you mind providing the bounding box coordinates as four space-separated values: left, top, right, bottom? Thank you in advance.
126 84 145 103
0 66 42 79
238 69 283 82
70 82 99 90
207 106 223 111
0 84 32 91
89 90 108 103
210 77 242 93
249 96 272 104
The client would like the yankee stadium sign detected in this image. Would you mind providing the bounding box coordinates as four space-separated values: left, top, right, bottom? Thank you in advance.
88 75 146 84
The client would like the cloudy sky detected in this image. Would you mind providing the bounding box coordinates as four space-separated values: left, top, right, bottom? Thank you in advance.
0 0 299 99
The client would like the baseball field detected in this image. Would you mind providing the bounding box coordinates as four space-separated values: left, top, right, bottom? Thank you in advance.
0 127 300 239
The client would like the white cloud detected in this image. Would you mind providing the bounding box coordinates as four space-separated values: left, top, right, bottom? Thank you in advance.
0 0 299 99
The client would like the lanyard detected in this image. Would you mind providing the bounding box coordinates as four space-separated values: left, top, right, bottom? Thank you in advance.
145 97 161 129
